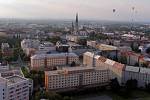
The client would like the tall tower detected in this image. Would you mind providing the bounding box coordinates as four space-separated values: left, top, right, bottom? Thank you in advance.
75 13 79 33
71 21 74 34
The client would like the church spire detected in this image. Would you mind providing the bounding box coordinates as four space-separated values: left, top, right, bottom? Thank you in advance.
71 21 74 33
75 13 79 33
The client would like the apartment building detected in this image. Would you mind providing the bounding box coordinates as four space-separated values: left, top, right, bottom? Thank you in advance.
0 70 23 78
83 51 150 87
84 53 108 68
36 42 56 54
119 51 141 66
21 39 40 51
0 75 29 100
139 68 150 87
123 66 150 87
21 39 40 56
83 52 95 66
0 63 9 71
45 66 109 91
31 53 79 70
21 39 57 56
122 66 140 84
87 40 97 48
66 35 88 43
83 52 125 84
1 43 10 49
118 51 150 67
1 43 13 57
95 44 118 59
96 44 118 51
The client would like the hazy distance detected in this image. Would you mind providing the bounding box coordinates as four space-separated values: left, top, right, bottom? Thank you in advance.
0 0 150 22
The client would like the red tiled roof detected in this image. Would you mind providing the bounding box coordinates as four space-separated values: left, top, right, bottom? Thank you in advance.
113 62 125 70
120 51 143 58
98 56 107 62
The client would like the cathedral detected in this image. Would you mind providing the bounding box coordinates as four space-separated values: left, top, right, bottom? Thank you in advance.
71 13 79 35
71 13 89 36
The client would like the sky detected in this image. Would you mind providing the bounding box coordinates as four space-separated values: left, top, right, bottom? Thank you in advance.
0 0 150 22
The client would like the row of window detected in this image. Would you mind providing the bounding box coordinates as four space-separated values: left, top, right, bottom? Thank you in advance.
50 75 78 79
49 83 78 89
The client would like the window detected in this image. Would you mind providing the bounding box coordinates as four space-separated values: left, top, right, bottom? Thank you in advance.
9 87 15 90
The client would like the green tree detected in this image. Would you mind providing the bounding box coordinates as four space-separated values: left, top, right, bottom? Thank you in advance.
77 39 87 45
110 78 120 93
126 79 138 91
0 53 2 61
70 61 76 67
87 33 109 40
134 62 139 67
131 42 140 53
38 71 45 87
13 47 29 61
146 47 150 54
43 91 63 100
146 83 150 92
120 56 127 64
141 63 148 68
45 36 61 44
30 70 38 74
3 56 13 62
113 56 118 62
21 67 30 77
63 96 72 100
34 91 41 100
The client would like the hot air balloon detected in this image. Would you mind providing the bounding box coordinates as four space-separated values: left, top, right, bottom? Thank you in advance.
132 7 135 11
113 9 116 13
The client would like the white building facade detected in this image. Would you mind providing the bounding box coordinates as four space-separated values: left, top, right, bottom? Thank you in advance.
0 75 30 100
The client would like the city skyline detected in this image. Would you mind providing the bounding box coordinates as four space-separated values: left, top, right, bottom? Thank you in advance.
0 0 150 22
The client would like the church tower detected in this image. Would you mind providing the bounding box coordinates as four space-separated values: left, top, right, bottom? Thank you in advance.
71 21 74 34
75 13 79 33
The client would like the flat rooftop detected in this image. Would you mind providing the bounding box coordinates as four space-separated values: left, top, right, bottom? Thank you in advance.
125 66 140 72
140 67 150 74
67 42 81 46
97 44 118 51
31 53 78 59
6 75 28 85
105 59 116 66
45 66 108 76
84 52 94 58
0 70 23 78
0 77 7 84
